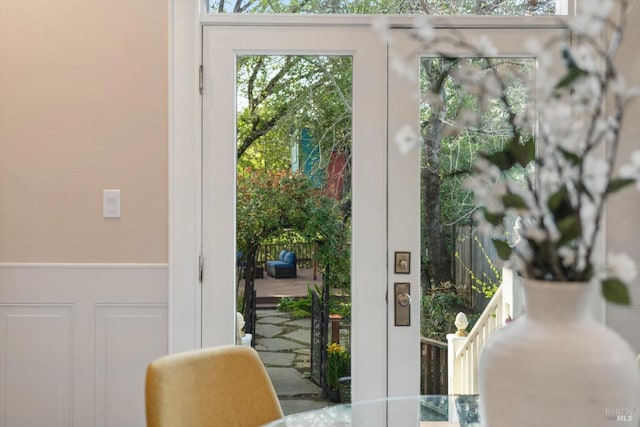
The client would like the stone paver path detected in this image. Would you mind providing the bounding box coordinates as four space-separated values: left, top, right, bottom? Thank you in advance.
254 309 334 415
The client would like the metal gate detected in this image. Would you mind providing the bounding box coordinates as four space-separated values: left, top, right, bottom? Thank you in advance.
309 284 329 395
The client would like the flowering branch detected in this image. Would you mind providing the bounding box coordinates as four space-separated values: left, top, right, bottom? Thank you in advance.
385 0 639 304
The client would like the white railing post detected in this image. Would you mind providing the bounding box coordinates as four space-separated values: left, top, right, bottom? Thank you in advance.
447 313 468 395
501 267 525 320
501 267 514 321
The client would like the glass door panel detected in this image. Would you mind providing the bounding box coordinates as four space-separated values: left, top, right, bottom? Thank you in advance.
235 53 353 409
202 22 388 407
388 24 567 423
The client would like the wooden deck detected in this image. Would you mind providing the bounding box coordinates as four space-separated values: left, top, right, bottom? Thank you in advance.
253 268 322 308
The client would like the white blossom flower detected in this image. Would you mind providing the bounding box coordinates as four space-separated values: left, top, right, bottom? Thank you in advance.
606 252 638 283
474 35 498 57
558 246 577 267
485 181 507 214
619 150 640 190
389 54 417 84
386 0 638 304
522 226 546 243
571 0 613 35
394 124 420 155
371 16 391 43
579 200 598 243
413 15 434 43
583 157 609 195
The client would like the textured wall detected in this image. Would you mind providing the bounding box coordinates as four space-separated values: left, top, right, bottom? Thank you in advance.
0 0 168 263
606 0 640 351
609 0 640 305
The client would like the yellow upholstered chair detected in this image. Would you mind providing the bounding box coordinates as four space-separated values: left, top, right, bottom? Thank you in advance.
145 345 283 427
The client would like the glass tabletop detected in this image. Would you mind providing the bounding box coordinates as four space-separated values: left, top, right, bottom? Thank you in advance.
263 395 479 427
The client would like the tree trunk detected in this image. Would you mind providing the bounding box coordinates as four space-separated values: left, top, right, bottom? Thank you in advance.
421 60 454 287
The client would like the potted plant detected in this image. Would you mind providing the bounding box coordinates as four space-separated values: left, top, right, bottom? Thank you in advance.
325 342 350 403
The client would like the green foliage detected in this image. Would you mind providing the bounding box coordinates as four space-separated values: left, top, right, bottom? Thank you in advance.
276 297 311 319
421 283 478 341
276 296 296 312
236 169 350 287
455 236 502 300
416 2 638 305
421 58 535 229
492 238 513 261
420 57 534 286
236 55 353 182
329 296 351 319
276 296 312 319
210 0 555 15
237 295 245 314
326 343 350 391
602 278 631 305
276 285 351 319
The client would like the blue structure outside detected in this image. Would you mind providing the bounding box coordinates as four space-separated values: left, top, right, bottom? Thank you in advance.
299 128 323 187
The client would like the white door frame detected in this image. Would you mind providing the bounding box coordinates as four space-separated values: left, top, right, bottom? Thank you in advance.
168 0 203 353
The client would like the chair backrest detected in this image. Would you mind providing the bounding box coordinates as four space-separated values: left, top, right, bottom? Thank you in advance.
283 251 296 266
145 345 283 427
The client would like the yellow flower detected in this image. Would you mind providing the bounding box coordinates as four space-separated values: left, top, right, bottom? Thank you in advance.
327 343 344 355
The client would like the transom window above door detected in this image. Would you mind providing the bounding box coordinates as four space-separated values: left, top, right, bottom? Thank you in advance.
206 0 568 15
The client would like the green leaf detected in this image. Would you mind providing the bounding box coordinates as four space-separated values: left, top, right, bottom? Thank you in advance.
607 178 635 194
554 47 589 91
510 136 536 168
547 185 567 213
547 185 574 218
492 239 512 260
576 181 595 203
482 150 513 171
502 193 528 210
555 66 588 90
556 215 579 243
558 147 581 166
602 278 631 305
481 136 535 172
483 209 504 226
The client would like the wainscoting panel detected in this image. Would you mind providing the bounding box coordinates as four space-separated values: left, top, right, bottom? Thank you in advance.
0 264 168 427
95 305 168 427
0 304 73 427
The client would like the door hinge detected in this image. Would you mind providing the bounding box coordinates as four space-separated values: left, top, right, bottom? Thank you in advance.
199 65 204 95
198 253 204 282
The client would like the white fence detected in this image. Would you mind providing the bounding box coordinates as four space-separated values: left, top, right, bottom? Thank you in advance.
447 268 524 395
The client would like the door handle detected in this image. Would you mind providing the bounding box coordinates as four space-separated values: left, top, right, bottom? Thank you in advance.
394 283 411 326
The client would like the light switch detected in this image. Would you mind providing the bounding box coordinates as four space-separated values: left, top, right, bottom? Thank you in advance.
103 189 121 218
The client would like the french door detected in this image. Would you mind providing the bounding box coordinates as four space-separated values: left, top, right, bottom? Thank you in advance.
201 20 393 406
201 15 565 415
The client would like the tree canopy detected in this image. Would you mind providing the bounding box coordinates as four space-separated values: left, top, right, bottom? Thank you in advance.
237 169 350 287
231 0 553 292
210 0 555 15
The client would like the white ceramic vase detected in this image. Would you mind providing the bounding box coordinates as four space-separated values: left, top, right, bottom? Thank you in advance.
479 279 640 427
